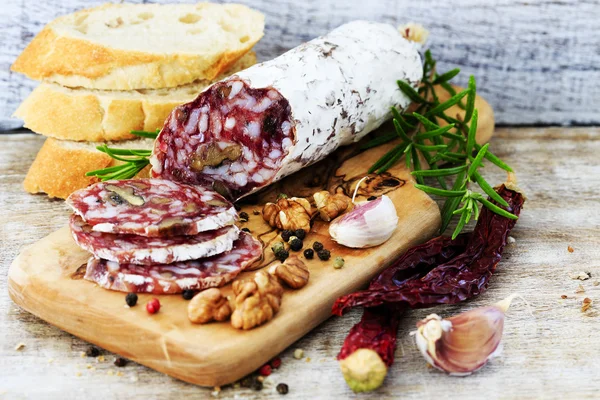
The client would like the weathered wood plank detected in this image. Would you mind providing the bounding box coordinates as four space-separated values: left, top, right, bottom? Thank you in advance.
1 0 599 128
1 127 600 398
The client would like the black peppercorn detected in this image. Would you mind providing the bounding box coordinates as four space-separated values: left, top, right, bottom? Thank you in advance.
288 236 303 251
317 249 331 261
303 248 314 259
367 195 377 201
114 357 128 367
182 290 195 300
239 211 249 222
276 383 289 394
125 292 138 307
281 230 293 242
312 241 324 252
275 249 289 261
293 229 306 240
242 227 251 233
86 346 100 357
240 376 254 388
253 381 264 391
253 210 260 215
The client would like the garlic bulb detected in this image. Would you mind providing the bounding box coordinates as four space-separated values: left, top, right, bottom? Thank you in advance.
413 296 514 376
329 195 398 248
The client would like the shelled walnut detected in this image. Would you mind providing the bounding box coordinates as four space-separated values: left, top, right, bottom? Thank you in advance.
188 288 232 324
262 197 312 232
231 271 284 330
269 256 310 289
313 191 353 221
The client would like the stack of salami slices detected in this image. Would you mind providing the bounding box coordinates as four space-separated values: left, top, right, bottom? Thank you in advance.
66 179 262 294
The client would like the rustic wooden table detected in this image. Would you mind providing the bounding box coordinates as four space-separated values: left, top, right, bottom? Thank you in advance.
1 128 599 399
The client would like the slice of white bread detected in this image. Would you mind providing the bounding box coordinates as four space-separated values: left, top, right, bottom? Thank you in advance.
11 3 264 90
24 137 154 199
14 52 256 142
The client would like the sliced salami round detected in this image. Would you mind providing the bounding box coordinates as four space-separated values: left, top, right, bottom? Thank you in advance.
150 21 422 200
84 232 263 294
66 179 237 237
70 215 240 265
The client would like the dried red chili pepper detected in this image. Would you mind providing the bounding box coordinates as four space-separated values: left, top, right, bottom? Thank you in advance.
334 183 524 392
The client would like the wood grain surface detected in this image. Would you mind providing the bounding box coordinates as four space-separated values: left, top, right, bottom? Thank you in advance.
2 127 600 398
1 0 599 128
7 137 441 387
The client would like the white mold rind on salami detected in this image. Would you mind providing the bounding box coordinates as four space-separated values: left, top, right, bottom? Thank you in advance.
84 232 262 294
66 179 237 236
70 215 240 265
151 21 422 200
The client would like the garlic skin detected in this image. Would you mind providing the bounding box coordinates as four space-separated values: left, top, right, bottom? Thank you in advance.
414 297 514 376
329 195 398 248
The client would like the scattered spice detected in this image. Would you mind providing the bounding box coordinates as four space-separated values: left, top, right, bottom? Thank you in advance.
146 298 161 314
125 292 138 307
86 346 100 357
114 357 128 367
272 241 289 261
257 376 265 382
253 210 260 215
367 196 377 201
317 249 331 261
242 227 251 233
239 212 249 222
259 364 272 376
293 349 304 359
561 295 568 299
303 248 314 259
570 271 590 281
568 246 574 253
276 383 289 394
281 230 293 242
594 281 599 287
107 370 114 376
80 352 86 358
507 236 516 244
333 257 345 269
270 357 282 369
582 298 593 312
288 236 303 251
182 289 195 300
312 241 324 252
96 355 105 363
575 284 585 294
253 381 264 391
294 229 306 240
240 376 254 388
14 343 25 351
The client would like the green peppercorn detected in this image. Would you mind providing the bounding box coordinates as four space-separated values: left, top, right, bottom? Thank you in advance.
317 249 331 261
333 256 345 269
182 290 195 300
281 230 293 242
294 229 306 240
288 236 303 251
303 248 314 259
313 241 324 252
125 292 138 307
276 383 289 394
275 249 290 261
277 193 288 200
271 241 285 254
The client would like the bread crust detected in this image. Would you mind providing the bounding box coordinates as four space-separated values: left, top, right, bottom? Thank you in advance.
11 4 264 90
14 53 257 142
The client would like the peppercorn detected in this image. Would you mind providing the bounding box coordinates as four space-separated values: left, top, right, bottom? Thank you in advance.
281 230 293 242
242 227 251 233
253 381 264 391
146 298 160 314
253 210 260 215
367 196 377 201
240 376 254 388
234 204 241 211
114 357 128 367
303 248 314 259
258 364 272 376
270 357 282 369
317 249 331 261
182 290 195 300
272 241 285 254
294 229 306 240
125 292 138 307
312 241 324 252
239 212 249 222
85 346 100 357
288 236 303 251
276 383 289 395
333 256 345 269
275 249 290 262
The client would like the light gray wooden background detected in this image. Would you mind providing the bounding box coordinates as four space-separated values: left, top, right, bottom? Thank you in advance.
1 0 599 127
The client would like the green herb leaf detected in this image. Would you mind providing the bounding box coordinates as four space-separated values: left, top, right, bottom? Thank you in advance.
397 80 428 104
433 68 460 84
414 185 467 197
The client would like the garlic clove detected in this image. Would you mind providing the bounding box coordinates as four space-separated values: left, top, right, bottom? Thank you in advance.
329 195 398 248
414 296 514 376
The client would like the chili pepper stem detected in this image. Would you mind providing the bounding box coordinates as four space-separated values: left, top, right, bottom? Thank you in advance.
339 349 388 393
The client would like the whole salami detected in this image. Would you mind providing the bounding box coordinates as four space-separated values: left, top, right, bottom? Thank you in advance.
151 21 423 200
84 232 262 294
66 179 237 236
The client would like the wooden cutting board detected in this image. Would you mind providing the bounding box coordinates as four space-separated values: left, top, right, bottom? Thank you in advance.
7 128 447 386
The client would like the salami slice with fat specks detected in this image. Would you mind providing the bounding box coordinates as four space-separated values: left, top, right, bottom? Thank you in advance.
70 215 240 265
66 179 237 236
150 21 422 200
84 232 262 294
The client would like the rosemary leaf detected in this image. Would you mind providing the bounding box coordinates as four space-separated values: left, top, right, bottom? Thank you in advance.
467 143 488 178
415 124 455 140
433 68 460 85
452 209 470 240
412 165 467 177
360 132 397 149
368 143 404 173
414 185 467 197
475 143 513 172
475 195 519 220
414 143 447 152
464 76 477 123
472 172 510 207
465 109 479 156
405 144 412 169
393 118 412 143
425 89 469 117
376 147 407 173
411 146 424 185
397 80 428 104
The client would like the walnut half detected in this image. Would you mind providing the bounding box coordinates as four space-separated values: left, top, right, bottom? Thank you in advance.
270 256 310 289
262 197 312 232
188 288 232 324
313 191 353 221
231 271 284 330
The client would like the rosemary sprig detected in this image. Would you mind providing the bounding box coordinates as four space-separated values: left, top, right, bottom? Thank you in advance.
365 50 517 238
85 129 160 181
